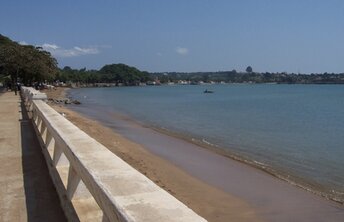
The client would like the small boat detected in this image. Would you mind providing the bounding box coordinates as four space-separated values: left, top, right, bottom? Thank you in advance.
204 89 214 93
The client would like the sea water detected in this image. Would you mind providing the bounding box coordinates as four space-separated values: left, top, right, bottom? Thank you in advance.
69 84 344 202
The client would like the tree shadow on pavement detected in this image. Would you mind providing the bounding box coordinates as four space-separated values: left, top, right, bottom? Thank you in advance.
19 99 67 222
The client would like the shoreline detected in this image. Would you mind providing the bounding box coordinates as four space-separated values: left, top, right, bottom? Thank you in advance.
148 125 344 205
62 86 343 205
43 87 344 221
43 87 262 222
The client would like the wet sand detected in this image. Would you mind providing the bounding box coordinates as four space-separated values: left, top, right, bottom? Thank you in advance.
45 87 344 222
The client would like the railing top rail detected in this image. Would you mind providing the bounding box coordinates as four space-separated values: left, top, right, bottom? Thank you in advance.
21 86 47 100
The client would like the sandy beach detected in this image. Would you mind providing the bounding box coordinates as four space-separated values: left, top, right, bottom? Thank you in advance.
43 87 261 221
43 87 344 222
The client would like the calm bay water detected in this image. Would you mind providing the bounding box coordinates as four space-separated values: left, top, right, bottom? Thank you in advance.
69 84 344 202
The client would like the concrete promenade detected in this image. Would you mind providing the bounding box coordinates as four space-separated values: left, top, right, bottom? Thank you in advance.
0 91 66 221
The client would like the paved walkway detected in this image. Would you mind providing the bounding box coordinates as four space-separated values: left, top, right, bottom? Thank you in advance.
0 91 66 221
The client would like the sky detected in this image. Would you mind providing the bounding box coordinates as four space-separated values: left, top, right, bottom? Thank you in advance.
1 0 344 73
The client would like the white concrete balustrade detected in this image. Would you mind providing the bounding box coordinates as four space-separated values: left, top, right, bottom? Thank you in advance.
21 87 206 222
22 86 47 117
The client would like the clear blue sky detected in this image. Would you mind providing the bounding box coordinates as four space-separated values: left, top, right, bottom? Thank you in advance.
1 0 344 73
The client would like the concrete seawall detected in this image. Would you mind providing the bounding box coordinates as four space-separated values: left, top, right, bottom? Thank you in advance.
21 87 206 222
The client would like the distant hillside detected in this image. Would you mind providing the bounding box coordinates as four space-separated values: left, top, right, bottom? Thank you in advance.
151 70 344 84
58 63 151 86
2 34 343 86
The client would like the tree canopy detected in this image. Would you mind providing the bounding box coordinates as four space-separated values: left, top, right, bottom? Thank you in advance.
99 63 150 85
246 66 253 73
0 34 58 85
57 63 151 86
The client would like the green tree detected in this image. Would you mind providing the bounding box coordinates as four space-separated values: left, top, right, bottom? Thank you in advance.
0 34 58 85
246 66 253 73
99 63 150 85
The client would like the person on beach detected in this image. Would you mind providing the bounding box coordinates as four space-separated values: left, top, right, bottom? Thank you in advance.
7 82 12 91
16 82 21 91
13 82 17 95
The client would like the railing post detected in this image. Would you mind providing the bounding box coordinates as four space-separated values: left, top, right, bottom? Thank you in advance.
40 121 47 142
45 130 55 159
37 116 43 133
67 166 81 200
53 143 63 167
